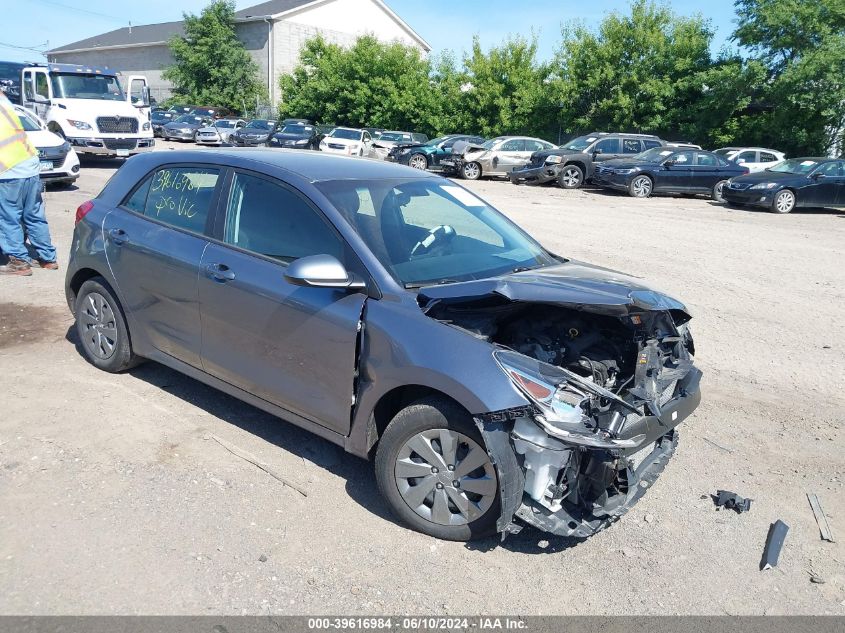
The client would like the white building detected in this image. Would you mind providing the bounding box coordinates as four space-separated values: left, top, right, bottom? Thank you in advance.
47 0 430 106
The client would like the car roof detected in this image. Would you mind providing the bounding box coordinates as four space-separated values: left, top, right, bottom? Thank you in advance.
137 148 436 183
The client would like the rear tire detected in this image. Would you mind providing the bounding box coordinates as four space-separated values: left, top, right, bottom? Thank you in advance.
375 396 500 541
74 277 141 373
557 164 584 189
712 180 729 202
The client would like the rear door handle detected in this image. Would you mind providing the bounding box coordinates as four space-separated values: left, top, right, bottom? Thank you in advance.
206 263 235 282
108 228 129 245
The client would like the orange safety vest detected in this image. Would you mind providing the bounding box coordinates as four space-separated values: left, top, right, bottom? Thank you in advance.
0 96 38 173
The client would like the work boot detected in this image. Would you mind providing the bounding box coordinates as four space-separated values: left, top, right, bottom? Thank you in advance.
34 258 59 270
0 257 33 276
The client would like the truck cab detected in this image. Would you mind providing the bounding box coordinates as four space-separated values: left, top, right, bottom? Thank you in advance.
21 63 154 157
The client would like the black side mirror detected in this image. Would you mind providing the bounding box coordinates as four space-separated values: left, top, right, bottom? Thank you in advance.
811 172 824 180
663 160 675 168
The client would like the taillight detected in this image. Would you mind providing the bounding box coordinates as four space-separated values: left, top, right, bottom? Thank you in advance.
75 200 94 225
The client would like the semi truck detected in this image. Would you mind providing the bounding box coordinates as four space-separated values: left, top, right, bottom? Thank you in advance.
20 63 154 158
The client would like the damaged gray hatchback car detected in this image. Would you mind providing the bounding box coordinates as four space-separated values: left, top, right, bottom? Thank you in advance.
65 149 701 541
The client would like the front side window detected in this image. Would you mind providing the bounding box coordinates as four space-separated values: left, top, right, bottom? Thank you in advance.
670 151 695 164
813 161 844 177
642 139 662 150
594 138 620 154
34 73 49 98
525 140 547 152
123 166 220 234
318 178 557 287
500 139 524 152
224 172 344 263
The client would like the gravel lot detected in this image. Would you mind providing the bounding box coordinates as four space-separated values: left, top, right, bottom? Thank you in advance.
1 142 843 615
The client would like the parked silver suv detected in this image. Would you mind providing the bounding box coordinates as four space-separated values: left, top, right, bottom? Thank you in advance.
65 149 701 542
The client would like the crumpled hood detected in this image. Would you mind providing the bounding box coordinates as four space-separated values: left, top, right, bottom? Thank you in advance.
418 261 689 318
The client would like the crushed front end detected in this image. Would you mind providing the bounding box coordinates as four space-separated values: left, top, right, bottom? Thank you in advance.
420 279 702 538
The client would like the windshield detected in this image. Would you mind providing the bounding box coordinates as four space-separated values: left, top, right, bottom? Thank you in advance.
281 124 313 135
636 147 675 163
15 109 40 132
768 158 818 174
215 120 238 128
560 135 600 151
330 128 362 140
317 178 557 287
245 120 273 130
480 137 507 150
713 148 737 156
50 72 124 101
174 115 203 124
151 111 173 122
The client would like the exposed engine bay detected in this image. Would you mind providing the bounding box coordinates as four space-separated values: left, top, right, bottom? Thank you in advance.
420 291 701 538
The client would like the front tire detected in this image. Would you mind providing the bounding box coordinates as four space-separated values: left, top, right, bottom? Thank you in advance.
629 175 653 198
771 189 796 214
408 154 429 170
462 161 482 180
375 397 500 541
75 277 140 373
557 164 584 189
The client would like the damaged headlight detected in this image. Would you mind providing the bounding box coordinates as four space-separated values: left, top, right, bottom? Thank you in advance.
494 349 644 449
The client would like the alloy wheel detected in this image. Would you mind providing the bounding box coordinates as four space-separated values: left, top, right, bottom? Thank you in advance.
632 176 652 197
409 155 428 170
79 292 118 360
394 429 496 526
463 162 481 180
775 190 795 213
561 166 582 188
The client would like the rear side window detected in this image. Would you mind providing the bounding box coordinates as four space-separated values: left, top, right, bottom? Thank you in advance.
695 152 718 166
122 166 220 234
223 172 344 264
759 152 778 163
642 139 662 149
622 139 642 154
524 140 546 152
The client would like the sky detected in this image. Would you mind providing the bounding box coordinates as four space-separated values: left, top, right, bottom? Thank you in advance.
1 0 743 64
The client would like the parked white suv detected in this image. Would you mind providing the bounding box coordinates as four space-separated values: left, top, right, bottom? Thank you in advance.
20 63 153 158
714 147 786 173
319 127 373 156
14 104 80 186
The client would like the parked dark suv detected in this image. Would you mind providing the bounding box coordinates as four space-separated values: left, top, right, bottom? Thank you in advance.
510 133 664 189
65 149 701 542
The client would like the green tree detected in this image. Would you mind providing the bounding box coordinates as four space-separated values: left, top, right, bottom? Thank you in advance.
279 35 438 133
551 0 716 138
732 0 845 155
458 35 554 138
163 0 264 114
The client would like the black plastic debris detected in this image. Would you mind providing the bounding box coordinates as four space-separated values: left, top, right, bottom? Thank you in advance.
761 519 789 571
712 489 752 513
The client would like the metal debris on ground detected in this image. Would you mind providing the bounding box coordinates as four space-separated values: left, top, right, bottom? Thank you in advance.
703 437 733 453
760 519 789 571
209 434 308 497
713 490 752 513
807 493 835 543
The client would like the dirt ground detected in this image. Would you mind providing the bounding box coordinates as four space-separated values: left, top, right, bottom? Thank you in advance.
1 142 843 615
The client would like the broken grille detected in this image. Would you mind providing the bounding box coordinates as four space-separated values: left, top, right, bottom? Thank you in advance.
96 117 138 134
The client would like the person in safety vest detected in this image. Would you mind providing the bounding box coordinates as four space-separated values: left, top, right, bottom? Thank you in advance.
0 83 57 276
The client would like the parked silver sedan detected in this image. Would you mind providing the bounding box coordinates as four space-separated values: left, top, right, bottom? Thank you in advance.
195 118 246 146
444 136 557 180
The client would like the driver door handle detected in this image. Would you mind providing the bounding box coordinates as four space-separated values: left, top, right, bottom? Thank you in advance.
206 263 235 282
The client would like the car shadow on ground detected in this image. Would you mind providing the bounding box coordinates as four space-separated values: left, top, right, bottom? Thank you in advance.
64 325 593 553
